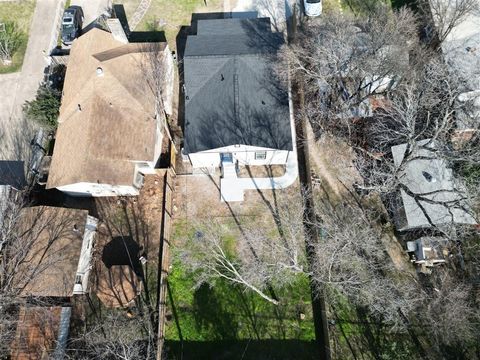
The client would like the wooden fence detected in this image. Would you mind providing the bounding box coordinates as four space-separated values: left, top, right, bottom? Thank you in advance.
156 167 175 359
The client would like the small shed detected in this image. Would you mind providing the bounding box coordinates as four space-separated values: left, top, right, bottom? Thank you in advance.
407 236 449 271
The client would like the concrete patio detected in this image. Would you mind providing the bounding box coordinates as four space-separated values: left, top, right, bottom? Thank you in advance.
220 151 298 202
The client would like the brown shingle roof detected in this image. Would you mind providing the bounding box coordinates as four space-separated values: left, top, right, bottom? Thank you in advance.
47 29 165 189
15 206 89 298
10 307 64 360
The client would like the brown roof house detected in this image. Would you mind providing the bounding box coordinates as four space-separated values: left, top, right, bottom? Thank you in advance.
15 206 98 298
9 207 98 359
10 306 71 360
46 27 174 197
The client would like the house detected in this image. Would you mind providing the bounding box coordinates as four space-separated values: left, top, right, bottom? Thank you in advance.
391 139 477 231
15 206 98 297
46 27 174 197
406 236 449 271
182 16 295 172
10 306 71 360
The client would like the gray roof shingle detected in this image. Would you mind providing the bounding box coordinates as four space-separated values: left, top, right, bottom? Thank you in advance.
183 17 292 154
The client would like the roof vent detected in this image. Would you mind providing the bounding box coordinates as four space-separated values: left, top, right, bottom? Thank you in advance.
96 67 104 76
422 171 436 183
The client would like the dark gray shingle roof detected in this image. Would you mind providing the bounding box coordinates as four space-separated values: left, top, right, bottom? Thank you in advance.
0 161 26 189
183 17 292 154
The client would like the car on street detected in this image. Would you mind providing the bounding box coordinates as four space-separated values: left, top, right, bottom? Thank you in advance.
303 0 322 17
62 6 84 45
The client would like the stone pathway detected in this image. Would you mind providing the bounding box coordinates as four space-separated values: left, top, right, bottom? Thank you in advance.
128 0 151 31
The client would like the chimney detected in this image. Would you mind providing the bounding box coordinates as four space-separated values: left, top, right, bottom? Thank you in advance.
106 18 128 44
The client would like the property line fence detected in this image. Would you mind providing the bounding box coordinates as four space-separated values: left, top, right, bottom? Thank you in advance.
156 167 175 359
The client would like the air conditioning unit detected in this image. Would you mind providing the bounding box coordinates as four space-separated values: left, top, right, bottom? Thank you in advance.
134 171 145 189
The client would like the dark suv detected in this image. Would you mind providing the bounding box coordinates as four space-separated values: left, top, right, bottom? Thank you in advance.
61 6 83 45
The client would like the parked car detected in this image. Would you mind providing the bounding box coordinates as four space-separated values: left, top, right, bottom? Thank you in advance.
303 0 322 17
61 6 83 45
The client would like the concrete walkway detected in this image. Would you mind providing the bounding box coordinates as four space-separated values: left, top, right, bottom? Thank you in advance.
128 0 151 30
221 152 299 201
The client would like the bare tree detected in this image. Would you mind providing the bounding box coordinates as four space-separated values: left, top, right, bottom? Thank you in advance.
140 43 175 145
68 311 157 360
420 273 479 349
178 194 307 305
423 0 480 46
285 6 480 233
0 197 86 355
284 6 419 135
310 198 424 330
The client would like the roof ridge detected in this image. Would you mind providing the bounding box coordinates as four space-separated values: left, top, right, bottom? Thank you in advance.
185 57 232 101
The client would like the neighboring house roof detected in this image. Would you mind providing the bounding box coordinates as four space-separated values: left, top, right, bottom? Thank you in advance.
15 206 97 298
0 161 26 189
183 17 292 154
46 28 166 189
391 139 477 230
10 306 71 360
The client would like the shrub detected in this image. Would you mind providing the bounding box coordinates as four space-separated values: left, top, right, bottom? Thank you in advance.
0 21 24 65
23 84 62 128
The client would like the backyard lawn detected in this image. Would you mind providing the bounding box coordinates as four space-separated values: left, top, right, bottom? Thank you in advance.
117 0 223 47
164 247 318 359
163 174 317 358
0 0 36 74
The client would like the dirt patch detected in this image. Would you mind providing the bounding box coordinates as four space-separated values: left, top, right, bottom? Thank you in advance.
307 122 362 198
91 171 167 308
237 164 286 178
308 121 415 276
174 173 300 221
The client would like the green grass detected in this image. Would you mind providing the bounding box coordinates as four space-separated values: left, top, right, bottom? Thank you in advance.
165 215 316 357
0 0 36 74
118 0 223 49
165 256 315 354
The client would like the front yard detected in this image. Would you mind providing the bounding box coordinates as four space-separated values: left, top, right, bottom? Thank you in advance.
0 0 36 74
117 0 224 47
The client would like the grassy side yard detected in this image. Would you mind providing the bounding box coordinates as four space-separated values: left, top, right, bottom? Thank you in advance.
0 0 36 74
117 0 223 48
163 214 317 359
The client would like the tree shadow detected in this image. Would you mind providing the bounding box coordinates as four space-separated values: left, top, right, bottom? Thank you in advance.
101 235 144 278
164 339 318 360
192 284 239 340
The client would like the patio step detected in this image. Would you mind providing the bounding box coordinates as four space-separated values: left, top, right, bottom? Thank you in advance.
222 162 237 178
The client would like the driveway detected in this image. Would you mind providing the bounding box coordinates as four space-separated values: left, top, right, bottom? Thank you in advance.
0 0 110 161
71 0 110 28
0 0 59 161
229 0 296 32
